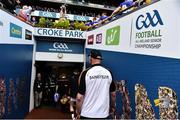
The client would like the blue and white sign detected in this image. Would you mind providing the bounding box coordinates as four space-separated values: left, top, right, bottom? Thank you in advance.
86 0 180 59
31 10 93 21
132 9 164 49
36 41 84 54
86 1 180 119
74 15 90 21
0 9 34 44
10 23 22 38
39 11 57 18
34 28 86 39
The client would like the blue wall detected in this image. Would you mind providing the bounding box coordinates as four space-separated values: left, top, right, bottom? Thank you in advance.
0 44 33 118
86 48 180 118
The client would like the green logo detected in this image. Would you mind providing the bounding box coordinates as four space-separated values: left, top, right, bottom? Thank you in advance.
106 26 120 45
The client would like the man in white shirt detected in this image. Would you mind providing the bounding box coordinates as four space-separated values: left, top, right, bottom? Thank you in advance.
76 49 116 119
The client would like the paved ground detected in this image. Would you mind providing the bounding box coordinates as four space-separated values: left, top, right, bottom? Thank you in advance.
25 106 72 119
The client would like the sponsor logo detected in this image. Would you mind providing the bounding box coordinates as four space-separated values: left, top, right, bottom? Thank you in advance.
136 10 164 30
10 23 22 38
74 15 89 21
25 29 32 40
88 35 94 45
96 33 102 44
106 26 120 45
0 20 3 26
39 11 56 18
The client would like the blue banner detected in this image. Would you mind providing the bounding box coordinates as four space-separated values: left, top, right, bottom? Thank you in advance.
39 11 57 18
36 41 84 54
10 23 22 38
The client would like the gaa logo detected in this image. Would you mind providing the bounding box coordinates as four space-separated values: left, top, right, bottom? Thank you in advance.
136 10 164 30
53 42 69 49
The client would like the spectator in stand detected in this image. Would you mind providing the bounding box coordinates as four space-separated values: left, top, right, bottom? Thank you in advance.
99 12 108 21
90 17 99 27
85 20 92 27
98 12 109 24
0 0 20 13
110 0 134 18
31 16 37 26
85 15 100 29
69 21 75 30
60 4 67 19
18 5 32 22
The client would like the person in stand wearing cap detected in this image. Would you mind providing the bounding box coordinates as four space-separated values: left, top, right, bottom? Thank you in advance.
110 0 135 18
76 49 116 119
